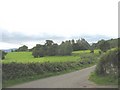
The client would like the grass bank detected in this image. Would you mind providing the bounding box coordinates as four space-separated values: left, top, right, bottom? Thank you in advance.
2 49 100 63
89 72 118 85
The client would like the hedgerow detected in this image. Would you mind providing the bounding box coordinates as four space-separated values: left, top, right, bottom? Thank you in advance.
2 61 93 82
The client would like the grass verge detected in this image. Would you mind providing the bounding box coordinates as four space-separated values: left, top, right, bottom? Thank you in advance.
89 72 118 85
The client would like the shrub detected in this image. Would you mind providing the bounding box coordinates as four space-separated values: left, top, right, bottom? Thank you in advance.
32 47 45 58
95 48 119 78
90 50 94 53
99 40 110 52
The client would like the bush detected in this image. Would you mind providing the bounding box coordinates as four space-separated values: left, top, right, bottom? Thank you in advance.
90 50 94 53
32 48 44 58
99 40 110 52
95 48 119 78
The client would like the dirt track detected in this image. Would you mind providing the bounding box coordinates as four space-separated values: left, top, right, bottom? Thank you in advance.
9 65 118 88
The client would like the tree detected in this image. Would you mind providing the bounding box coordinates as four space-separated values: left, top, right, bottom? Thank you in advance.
99 40 110 52
91 43 97 50
78 38 90 50
47 43 58 56
58 41 73 55
45 40 54 46
32 49 39 58
45 40 57 55
72 43 80 51
0 50 7 60
32 45 45 58
71 39 75 44
72 38 90 51
91 38 119 50
17 45 28 52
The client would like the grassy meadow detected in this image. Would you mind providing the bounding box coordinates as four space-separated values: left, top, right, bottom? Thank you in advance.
89 72 118 85
3 52 79 63
2 49 100 63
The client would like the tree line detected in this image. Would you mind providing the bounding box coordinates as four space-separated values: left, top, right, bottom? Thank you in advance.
15 38 119 58
92 38 120 51
15 38 91 58
1 38 119 59
32 38 91 58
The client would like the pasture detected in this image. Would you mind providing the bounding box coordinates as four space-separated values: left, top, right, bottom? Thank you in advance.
2 49 100 63
3 52 80 63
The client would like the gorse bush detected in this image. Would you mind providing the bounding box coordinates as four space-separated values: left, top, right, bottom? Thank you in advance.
3 61 94 81
95 48 119 78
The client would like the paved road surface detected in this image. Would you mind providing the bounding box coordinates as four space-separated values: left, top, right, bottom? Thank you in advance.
9 65 118 88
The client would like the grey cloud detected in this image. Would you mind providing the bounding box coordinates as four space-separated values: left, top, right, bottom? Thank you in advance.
1 28 113 44
1 29 65 43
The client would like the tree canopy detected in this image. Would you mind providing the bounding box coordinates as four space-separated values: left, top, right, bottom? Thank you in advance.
0 50 7 60
32 40 73 58
13 38 119 58
16 45 28 52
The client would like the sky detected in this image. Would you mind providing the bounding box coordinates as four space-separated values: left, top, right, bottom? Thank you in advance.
0 0 119 49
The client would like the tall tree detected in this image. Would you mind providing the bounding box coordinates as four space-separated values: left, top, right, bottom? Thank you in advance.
45 40 54 46
47 43 58 56
72 43 80 51
58 41 73 55
17 45 28 52
71 39 75 44
72 38 90 51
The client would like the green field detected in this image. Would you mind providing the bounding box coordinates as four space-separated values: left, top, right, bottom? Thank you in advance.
3 52 79 63
89 72 118 85
2 50 100 63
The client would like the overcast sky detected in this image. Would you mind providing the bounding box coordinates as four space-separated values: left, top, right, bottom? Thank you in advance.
0 0 118 49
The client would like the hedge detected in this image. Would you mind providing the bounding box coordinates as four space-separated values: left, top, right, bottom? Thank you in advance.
95 48 119 78
2 61 93 81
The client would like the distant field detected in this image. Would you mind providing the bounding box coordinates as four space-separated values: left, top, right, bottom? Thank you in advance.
2 50 100 63
3 52 80 63
72 49 100 54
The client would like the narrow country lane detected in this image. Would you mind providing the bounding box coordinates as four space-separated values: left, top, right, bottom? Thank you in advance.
9 65 118 88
